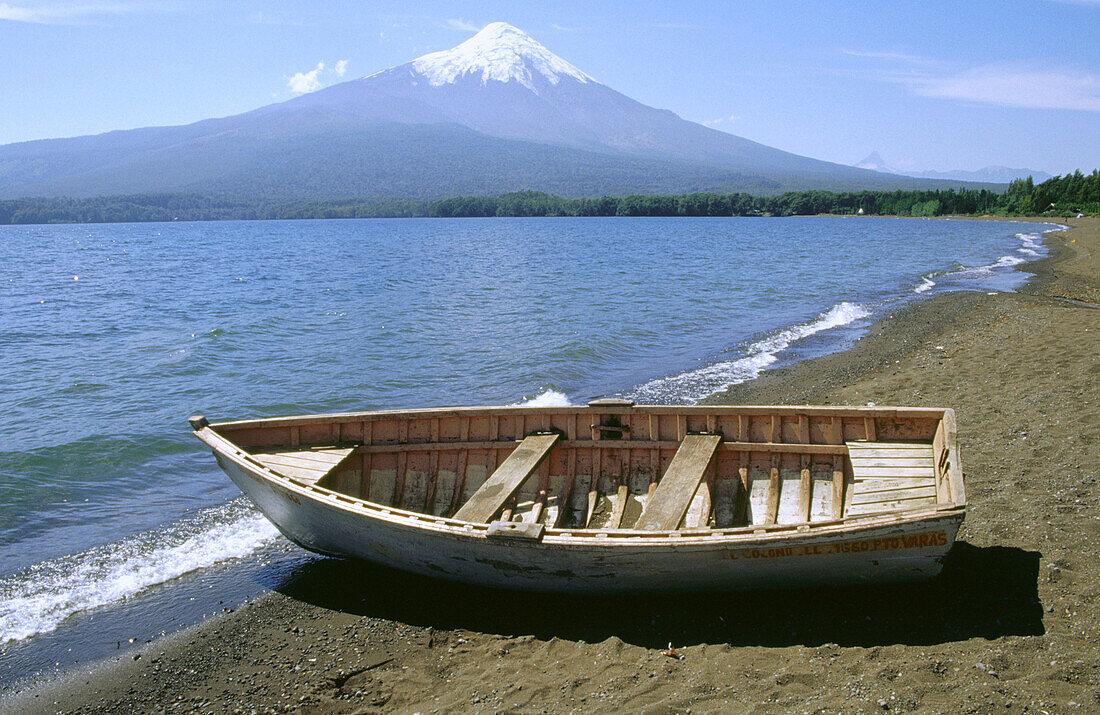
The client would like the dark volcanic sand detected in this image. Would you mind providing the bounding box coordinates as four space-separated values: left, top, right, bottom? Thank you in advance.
7 218 1100 714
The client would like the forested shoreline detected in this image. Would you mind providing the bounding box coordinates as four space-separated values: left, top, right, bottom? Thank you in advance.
1 171 1096 225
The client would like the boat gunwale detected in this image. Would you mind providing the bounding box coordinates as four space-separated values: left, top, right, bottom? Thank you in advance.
194 410 966 547
206 403 956 432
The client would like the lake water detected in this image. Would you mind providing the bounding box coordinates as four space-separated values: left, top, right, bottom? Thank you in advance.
0 216 1055 686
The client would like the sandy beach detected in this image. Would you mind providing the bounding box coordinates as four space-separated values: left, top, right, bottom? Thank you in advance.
8 217 1099 714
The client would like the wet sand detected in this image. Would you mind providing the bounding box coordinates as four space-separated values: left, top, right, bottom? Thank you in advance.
9 218 1100 714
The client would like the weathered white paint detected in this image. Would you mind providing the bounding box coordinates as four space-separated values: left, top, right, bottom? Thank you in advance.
810 473 834 521
205 438 963 593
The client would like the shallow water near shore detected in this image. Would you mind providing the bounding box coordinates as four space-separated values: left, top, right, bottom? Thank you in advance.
0 216 1057 688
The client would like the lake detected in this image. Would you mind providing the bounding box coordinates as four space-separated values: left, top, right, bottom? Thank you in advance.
0 216 1054 685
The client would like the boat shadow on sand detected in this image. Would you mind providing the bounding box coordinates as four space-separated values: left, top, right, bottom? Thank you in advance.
267 541 1043 649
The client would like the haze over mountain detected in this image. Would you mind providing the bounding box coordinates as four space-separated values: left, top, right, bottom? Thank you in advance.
0 23 971 201
855 152 1052 184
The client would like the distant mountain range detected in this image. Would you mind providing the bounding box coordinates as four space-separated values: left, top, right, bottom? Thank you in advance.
0 23 988 201
855 152 1052 184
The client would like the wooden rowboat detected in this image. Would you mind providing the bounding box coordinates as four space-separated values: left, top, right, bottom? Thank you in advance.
190 400 966 592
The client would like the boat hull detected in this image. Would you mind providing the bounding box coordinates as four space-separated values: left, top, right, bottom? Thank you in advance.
214 448 963 593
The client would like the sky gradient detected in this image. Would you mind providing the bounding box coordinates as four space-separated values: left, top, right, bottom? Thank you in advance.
2 0 1098 176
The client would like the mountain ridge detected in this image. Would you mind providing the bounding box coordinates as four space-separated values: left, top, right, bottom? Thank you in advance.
0 23 988 200
855 152 1051 184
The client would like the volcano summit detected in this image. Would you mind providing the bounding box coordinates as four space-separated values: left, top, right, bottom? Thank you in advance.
0 22 941 200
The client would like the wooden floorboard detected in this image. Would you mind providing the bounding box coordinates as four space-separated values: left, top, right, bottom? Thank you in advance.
254 453 342 471
849 456 935 469
845 441 937 515
847 496 937 514
251 446 358 485
851 485 938 505
853 477 936 492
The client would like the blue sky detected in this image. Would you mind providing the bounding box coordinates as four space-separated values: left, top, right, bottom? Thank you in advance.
2 0 1097 175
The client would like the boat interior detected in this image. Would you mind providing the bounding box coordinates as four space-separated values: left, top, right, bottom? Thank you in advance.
195 402 963 533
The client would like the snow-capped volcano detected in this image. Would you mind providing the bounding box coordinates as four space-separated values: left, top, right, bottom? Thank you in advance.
409 22 593 91
0 22 941 200
290 20 839 167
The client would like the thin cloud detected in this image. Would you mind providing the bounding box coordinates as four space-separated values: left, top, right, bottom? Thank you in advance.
285 60 353 94
702 114 740 126
702 115 741 133
442 18 479 32
286 62 325 95
914 63 1100 112
550 23 586 32
0 1 134 23
840 48 950 78
846 49 1100 113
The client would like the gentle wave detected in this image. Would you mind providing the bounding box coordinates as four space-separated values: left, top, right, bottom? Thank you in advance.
957 253 1027 276
1016 231 1043 257
518 390 573 407
914 275 937 293
627 302 871 404
0 218 1063 659
992 254 1026 268
0 500 277 644
944 230 1046 278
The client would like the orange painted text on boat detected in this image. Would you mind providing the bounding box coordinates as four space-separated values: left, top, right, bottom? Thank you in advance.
725 530 948 560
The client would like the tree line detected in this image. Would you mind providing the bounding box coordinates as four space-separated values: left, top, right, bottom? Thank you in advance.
1 171 1096 225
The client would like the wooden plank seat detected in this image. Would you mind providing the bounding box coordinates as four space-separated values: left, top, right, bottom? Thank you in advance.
635 434 722 531
251 445 359 485
453 433 562 523
845 441 937 515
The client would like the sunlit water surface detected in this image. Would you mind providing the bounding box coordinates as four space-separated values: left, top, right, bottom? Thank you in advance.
0 216 1055 686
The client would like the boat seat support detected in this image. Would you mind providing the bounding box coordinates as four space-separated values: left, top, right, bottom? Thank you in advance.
635 433 722 531
453 432 561 523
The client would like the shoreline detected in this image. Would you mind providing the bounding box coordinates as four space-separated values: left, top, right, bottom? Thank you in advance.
7 217 1100 713
705 217 1079 407
0 215 1039 663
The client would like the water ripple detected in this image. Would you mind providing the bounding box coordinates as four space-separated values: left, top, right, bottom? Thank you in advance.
0 216 1058 651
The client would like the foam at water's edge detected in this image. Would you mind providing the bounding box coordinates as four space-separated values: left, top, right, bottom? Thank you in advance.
0 500 277 644
1 220 1069 652
630 224 1063 404
914 275 936 293
1015 231 1044 257
627 301 871 405
920 229 1053 284
519 390 572 407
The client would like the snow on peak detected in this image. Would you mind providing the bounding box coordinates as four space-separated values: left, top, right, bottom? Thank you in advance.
411 22 593 91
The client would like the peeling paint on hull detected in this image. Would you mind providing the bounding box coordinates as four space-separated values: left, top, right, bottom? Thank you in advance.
215 453 961 593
